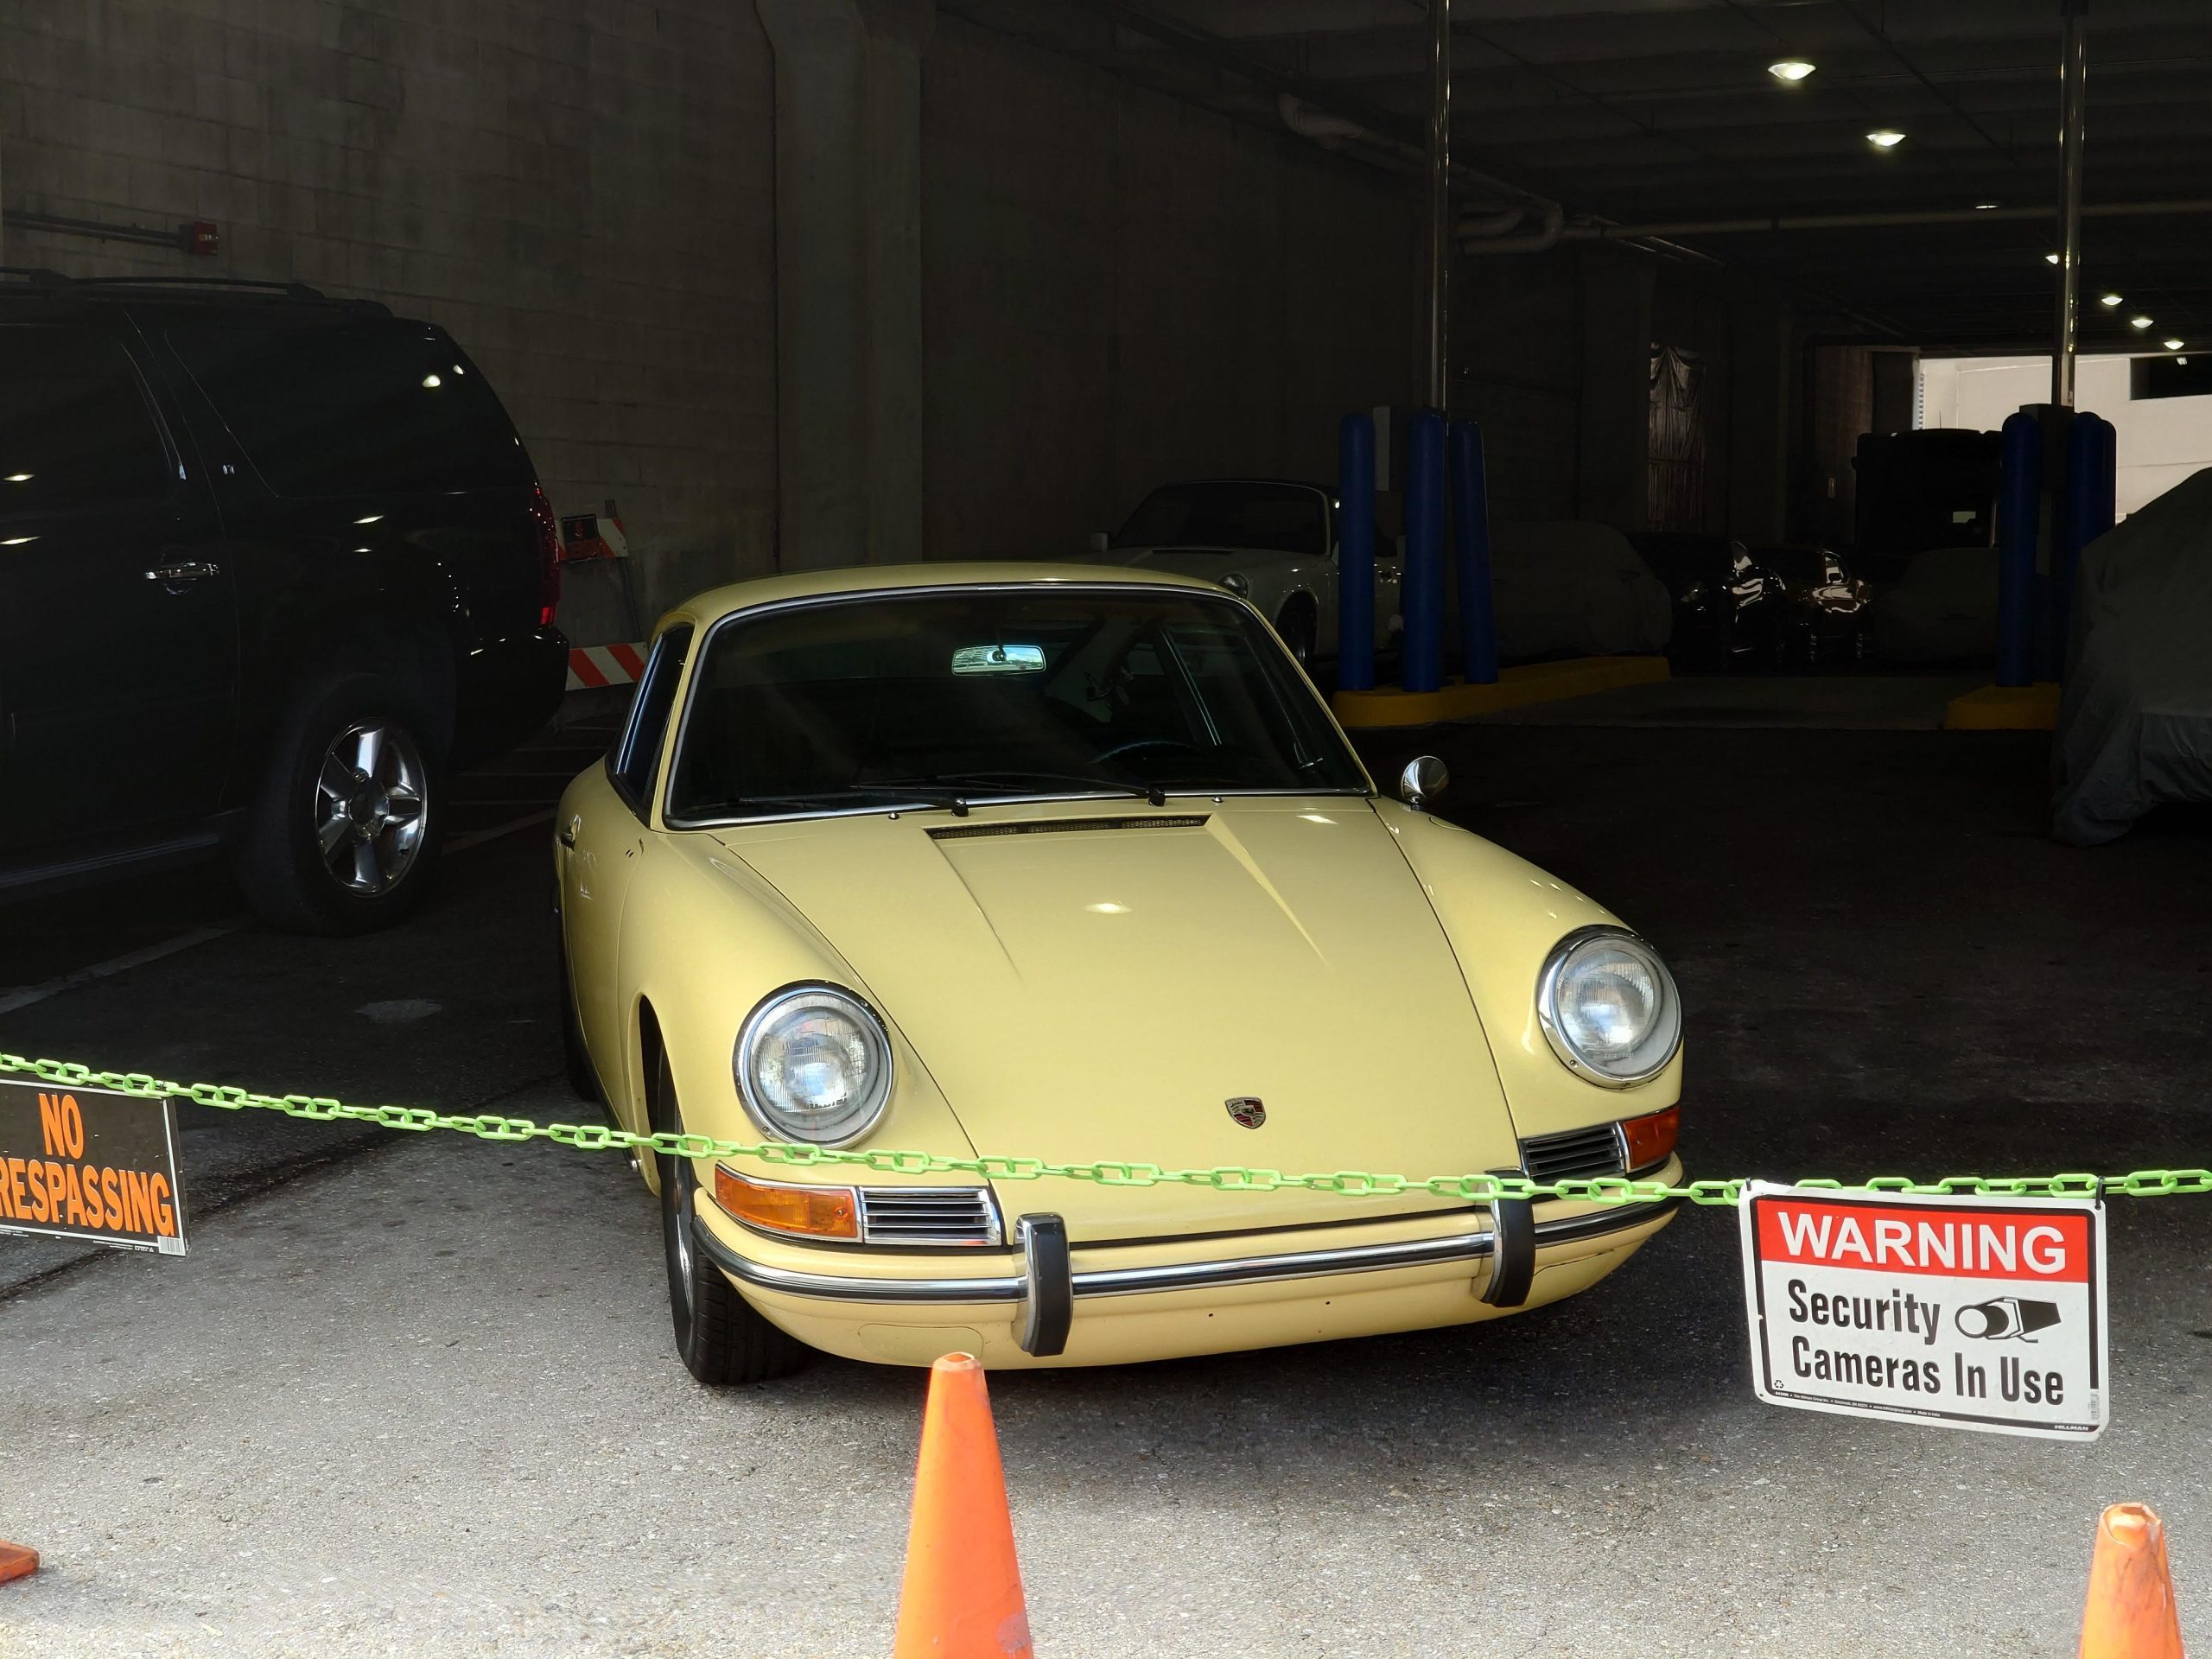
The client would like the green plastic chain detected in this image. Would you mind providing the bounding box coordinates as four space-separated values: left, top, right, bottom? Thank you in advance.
4 1052 2208 1207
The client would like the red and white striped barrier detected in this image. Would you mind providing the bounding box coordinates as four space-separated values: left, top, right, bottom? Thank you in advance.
566 642 646 691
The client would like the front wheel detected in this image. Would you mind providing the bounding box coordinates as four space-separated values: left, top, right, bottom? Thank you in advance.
653 1052 808 1385
234 674 445 934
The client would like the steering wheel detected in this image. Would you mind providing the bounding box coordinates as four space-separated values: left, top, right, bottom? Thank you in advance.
1095 736 1202 764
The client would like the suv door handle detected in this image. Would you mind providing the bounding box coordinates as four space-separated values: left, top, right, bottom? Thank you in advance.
144 561 222 585
557 817 579 849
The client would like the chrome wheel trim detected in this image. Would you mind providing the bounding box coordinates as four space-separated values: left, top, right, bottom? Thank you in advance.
314 720 428 896
670 1152 698 1313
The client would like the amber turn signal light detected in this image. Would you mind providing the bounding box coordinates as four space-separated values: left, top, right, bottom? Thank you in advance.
714 1166 861 1241
1619 1103 1680 1171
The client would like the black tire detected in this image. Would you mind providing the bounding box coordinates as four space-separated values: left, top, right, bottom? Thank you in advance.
234 673 446 935
1274 600 1319 672
652 1051 808 1385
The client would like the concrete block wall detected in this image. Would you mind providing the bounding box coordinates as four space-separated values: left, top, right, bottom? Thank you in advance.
1 0 777 638
1452 245 1582 524
920 13 1418 560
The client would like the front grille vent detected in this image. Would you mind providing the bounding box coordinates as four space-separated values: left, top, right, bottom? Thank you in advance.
928 815 1208 842
1519 1122 1627 1185
859 1187 1003 1248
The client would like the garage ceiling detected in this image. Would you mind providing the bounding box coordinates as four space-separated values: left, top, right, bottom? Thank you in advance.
946 0 2212 351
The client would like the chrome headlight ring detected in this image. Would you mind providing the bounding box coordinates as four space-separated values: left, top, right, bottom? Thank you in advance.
732 982 894 1147
1535 925 1682 1089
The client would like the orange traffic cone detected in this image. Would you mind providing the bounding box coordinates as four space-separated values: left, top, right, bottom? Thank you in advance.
2080 1503 2185 1658
0 1541 35 1586
892 1353 1033 1659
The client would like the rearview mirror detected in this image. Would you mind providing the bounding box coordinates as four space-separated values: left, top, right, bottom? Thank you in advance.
1085 531 1109 553
1397 755 1448 809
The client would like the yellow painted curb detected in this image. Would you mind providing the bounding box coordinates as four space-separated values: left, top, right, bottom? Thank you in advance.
1942 682 2062 731
1332 656 1671 728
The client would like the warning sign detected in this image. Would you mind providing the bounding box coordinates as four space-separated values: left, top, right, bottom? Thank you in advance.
0 1079 187 1255
1739 1183 2105 1440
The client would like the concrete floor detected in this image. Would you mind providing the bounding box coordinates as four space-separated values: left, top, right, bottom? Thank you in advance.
1 719 2207 1657
1471 671 1987 729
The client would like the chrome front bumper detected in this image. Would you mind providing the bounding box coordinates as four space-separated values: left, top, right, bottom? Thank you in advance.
693 1194 1680 1357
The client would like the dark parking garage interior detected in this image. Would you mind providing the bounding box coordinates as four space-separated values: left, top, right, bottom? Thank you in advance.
3 3 2211 1654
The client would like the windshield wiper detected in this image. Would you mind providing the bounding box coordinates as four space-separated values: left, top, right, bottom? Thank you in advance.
888 769 1167 808
692 788 969 817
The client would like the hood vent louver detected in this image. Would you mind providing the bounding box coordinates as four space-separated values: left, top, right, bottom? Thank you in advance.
927 814 1211 842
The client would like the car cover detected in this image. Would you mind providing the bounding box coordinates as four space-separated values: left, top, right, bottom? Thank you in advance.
1869 543 1999 664
2051 466 2212 845
1485 521 1673 661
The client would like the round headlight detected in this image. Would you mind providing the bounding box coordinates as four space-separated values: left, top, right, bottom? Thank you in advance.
734 984 893 1145
1535 926 1681 1087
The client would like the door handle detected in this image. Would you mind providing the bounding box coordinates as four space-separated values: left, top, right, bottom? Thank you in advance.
144 561 222 585
557 817 579 849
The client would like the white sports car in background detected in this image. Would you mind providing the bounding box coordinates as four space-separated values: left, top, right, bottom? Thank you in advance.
1090 479 1401 668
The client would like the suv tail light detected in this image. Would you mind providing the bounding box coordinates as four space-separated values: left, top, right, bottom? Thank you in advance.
529 483 561 627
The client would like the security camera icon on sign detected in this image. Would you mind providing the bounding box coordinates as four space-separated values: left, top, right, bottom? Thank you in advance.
1955 1298 2063 1341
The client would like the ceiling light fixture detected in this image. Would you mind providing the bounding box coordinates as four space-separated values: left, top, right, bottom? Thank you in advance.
2045 252 2062 265
1866 129 1906 149
1768 60 1816 83
2101 293 2124 307
1974 201 1999 211
2163 338 2184 351
2131 315 2155 330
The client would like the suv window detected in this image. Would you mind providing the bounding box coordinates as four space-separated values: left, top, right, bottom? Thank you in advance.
168 320 531 498
0 326 171 513
613 626 694 811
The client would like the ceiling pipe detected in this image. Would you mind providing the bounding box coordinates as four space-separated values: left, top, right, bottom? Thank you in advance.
1459 199 1566 255
1560 199 2212 240
1459 207 1527 237
1274 92 1366 148
1274 92 1551 216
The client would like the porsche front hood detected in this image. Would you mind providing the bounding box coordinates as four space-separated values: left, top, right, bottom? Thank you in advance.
710 799 1522 1235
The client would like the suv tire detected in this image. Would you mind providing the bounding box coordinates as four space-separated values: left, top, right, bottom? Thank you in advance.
652 1051 809 1385
235 673 446 935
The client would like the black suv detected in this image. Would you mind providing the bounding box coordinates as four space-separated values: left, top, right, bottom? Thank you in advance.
0 272 568 931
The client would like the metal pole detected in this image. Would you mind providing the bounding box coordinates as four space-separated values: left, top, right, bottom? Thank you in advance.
1426 0 1450 410
2051 0 2088 408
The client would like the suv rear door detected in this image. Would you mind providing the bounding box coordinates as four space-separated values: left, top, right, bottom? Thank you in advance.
0 315 238 863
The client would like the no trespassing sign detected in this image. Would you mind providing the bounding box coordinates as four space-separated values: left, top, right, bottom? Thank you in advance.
1739 1183 2107 1440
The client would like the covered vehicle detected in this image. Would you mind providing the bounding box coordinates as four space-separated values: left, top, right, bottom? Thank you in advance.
2052 467 2212 845
1489 521 1672 661
1091 480 1399 667
557 564 1685 1382
1869 544 1998 664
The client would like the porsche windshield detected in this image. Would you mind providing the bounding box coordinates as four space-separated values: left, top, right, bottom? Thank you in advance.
665 587 1368 821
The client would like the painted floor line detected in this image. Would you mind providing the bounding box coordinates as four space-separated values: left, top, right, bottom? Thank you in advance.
0 924 242 1017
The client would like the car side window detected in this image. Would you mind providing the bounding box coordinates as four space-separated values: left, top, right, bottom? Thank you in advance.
0 327 171 514
167 320 531 498
611 625 693 816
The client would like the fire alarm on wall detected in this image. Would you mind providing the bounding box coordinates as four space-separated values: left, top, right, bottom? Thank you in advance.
180 220 220 257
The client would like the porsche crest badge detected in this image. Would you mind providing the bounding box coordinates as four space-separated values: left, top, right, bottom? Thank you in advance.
1224 1096 1267 1129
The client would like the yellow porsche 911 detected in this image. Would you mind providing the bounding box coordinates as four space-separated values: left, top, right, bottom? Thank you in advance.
556 564 1685 1383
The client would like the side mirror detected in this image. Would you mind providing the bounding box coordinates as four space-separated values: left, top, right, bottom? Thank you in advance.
1397 755 1448 809
1085 531 1109 554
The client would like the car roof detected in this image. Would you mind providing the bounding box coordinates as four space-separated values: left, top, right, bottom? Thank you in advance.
669 561 1231 630
0 270 393 320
